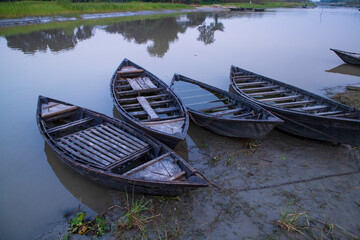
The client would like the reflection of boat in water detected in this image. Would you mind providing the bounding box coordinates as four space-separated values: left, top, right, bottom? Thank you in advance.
44 142 116 213
326 64 360 77
330 48 360 66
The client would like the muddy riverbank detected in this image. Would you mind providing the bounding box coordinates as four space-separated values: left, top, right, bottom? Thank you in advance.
36 122 360 239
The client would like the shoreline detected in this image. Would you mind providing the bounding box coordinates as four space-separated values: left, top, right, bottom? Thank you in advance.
0 7 224 28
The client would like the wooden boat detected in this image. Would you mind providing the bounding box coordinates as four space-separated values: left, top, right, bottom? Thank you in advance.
36 96 207 196
254 8 265 12
229 7 245 11
170 74 283 138
330 48 360 66
110 58 189 149
230 66 360 145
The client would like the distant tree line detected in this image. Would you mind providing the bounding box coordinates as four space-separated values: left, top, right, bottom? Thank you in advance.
0 0 310 4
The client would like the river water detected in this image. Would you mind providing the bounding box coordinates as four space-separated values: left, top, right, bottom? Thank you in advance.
0 7 359 240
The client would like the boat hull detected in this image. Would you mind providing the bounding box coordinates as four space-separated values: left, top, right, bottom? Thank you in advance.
230 66 360 145
263 105 360 145
188 110 279 139
331 49 360 66
171 74 283 139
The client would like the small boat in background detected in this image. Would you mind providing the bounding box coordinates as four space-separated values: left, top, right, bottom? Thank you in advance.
254 8 265 12
37 96 207 196
229 7 246 11
170 74 283 139
330 48 360 66
110 58 189 149
230 66 360 145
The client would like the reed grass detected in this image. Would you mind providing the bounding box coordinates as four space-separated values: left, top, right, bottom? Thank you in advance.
0 1 192 18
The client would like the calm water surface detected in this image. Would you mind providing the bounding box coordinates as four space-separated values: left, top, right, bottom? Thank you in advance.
0 7 359 239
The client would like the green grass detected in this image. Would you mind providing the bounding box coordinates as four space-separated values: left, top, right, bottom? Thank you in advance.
0 1 193 18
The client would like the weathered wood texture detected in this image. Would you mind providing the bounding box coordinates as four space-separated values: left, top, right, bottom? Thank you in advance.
230 65 360 145
37 96 207 196
170 74 283 139
110 58 189 149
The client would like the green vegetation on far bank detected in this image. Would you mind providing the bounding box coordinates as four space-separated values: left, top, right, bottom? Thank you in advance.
221 1 314 8
0 1 193 19
0 1 315 19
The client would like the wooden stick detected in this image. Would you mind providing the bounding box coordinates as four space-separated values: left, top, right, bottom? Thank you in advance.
169 171 186 181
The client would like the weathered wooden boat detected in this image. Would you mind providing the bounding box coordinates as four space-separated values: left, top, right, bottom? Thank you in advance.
110 58 189 149
37 96 207 196
170 74 283 138
330 48 360 66
230 66 360 145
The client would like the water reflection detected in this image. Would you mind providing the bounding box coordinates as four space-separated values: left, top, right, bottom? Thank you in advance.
6 26 95 54
326 64 360 77
1 12 234 56
44 142 116 213
197 14 224 45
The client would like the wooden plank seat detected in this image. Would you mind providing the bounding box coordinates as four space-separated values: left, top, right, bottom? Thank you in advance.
247 90 291 97
292 105 330 112
209 108 244 117
117 66 144 77
130 106 179 118
259 95 302 103
274 100 316 108
122 152 186 181
233 75 258 83
122 99 173 110
115 88 162 96
142 117 185 134
114 84 132 91
136 96 159 120
236 81 268 87
118 94 168 104
57 123 151 169
41 102 78 119
47 117 94 134
241 86 279 93
232 71 245 76
122 152 171 176
315 111 343 116
127 77 158 91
